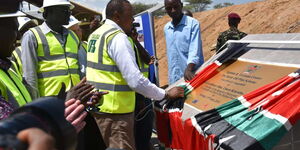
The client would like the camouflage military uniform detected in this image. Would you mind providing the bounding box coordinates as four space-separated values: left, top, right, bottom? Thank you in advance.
216 27 247 53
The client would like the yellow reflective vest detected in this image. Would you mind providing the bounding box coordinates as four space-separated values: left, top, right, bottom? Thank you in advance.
128 37 149 78
0 68 32 107
30 26 81 97
86 24 135 114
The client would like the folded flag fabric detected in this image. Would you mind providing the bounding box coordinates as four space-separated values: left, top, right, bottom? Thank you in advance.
180 43 248 96
154 43 248 148
184 69 300 150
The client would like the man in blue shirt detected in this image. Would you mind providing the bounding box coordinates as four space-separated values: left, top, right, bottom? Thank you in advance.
164 0 204 84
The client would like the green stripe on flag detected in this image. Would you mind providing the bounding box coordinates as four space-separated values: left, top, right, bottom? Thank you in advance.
217 99 288 150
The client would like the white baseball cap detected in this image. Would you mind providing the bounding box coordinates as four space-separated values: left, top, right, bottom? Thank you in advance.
64 15 80 28
0 11 26 18
39 0 75 12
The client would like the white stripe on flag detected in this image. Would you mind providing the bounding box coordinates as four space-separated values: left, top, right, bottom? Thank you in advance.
260 110 292 130
238 96 251 107
288 72 299 78
187 84 194 91
168 108 182 113
215 60 222 66
238 96 292 130
191 116 206 137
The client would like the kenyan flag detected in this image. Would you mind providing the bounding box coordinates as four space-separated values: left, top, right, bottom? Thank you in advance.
154 43 249 148
184 70 300 150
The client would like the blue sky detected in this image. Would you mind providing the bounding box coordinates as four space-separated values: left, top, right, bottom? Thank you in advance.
75 0 262 12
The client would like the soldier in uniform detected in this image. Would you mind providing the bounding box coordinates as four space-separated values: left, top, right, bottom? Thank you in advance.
215 12 247 53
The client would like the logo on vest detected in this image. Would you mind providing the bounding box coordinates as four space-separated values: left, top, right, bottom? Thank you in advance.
88 39 97 53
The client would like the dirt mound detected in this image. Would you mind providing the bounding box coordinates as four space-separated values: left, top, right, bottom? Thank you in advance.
154 0 300 86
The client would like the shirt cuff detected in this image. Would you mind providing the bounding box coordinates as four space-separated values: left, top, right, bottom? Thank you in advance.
156 88 166 101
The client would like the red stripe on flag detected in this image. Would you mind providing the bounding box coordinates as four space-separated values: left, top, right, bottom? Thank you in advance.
184 118 215 150
189 63 220 89
263 81 300 125
168 110 184 148
155 110 171 147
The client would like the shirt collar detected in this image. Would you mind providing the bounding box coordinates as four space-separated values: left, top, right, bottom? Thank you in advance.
0 58 11 71
40 22 69 36
229 26 239 31
105 19 124 33
168 15 187 29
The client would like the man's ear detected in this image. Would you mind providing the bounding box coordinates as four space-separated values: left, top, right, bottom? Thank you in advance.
112 11 121 23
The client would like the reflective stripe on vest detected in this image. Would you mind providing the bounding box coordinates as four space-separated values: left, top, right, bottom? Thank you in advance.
82 41 88 52
30 26 80 97
0 69 32 107
128 37 149 78
11 46 23 77
86 24 135 113
87 27 121 72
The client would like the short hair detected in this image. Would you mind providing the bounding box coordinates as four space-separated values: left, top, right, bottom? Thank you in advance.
164 0 182 3
228 18 240 27
106 0 130 19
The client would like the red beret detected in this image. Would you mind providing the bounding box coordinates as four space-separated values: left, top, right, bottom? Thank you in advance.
228 13 241 19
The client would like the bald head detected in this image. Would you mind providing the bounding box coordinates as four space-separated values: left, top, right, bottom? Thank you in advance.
106 0 130 19
105 0 133 34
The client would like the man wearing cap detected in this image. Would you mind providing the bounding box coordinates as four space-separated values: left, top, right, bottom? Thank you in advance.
21 0 81 99
164 0 204 84
215 12 247 53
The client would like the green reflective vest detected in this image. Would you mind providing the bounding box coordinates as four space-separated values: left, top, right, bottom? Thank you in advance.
30 26 81 97
86 24 135 114
11 46 23 77
128 37 149 78
0 68 32 107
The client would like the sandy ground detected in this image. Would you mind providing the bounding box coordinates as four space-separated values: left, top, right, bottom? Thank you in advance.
154 0 300 86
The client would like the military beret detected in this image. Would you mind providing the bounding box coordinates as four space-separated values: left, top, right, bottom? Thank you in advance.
228 13 241 19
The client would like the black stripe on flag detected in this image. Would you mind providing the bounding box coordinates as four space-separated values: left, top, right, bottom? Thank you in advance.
194 109 265 150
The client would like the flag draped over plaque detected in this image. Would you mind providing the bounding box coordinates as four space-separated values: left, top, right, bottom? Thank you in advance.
184 69 300 150
154 43 300 149
155 43 248 148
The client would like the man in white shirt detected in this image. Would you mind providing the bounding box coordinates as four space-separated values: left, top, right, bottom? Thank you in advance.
86 0 184 149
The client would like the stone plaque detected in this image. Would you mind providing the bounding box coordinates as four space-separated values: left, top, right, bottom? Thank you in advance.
185 60 298 111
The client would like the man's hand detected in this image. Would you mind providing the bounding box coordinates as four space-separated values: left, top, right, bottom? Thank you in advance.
81 91 109 107
64 99 87 133
66 77 94 102
165 87 184 100
148 56 156 65
17 128 56 150
184 63 196 81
